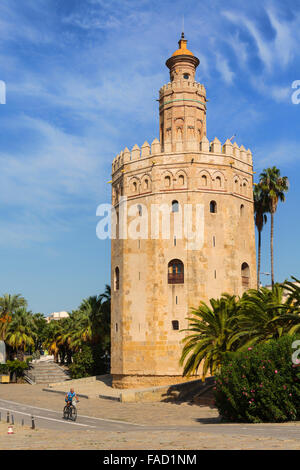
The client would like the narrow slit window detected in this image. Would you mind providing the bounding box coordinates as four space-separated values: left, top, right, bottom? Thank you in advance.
114 267 120 291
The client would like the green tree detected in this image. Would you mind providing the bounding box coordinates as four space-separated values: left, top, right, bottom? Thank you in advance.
5 308 36 361
259 167 289 287
0 294 27 340
43 320 63 363
238 285 300 344
253 184 268 288
282 277 300 312
180 294 244 380
32 313 48 352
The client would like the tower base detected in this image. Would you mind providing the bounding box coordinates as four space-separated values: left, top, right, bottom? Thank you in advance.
111 374 201 389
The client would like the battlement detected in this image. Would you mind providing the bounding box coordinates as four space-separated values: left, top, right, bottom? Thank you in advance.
112 136 252 173
159 80 206 96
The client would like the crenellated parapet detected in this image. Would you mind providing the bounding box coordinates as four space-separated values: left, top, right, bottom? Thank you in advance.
112 139 161 173
112 136 252 175
159 80 206 97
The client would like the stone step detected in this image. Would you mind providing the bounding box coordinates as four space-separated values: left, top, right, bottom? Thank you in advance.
27 362 70 384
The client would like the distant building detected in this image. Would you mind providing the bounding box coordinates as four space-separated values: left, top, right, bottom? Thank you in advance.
46 311 69 323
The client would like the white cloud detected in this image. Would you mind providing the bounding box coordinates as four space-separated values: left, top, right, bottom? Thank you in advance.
215 52 234 84
223 10 274 71
254 140 300 168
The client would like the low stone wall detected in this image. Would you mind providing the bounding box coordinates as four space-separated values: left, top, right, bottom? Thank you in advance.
48 375 107 388
112 374 201 390
120 377 215 403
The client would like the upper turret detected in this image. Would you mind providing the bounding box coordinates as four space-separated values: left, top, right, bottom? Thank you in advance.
159 33 206 152
165 32 200 83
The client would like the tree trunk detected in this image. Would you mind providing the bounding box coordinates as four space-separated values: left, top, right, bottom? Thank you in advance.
271 212 274 287
257 230 262 289
17 349 24 362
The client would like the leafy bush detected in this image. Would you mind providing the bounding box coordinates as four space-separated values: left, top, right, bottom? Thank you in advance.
68 345 108 379
214 335 300 423
25 356 32 365
0 364 9 374
6 360 29 381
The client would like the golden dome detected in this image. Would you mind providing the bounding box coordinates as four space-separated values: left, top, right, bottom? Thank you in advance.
172 34 194 57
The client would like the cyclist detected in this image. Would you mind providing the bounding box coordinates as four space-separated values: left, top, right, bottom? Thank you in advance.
65 388 79 409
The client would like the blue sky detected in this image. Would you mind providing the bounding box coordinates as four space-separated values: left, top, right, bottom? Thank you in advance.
0 0 299 314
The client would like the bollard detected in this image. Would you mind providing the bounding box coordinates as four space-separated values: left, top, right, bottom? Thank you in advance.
11 414 14 425
22 419 24 427
7 425 14 435
6 411 9 423
31 416 35 430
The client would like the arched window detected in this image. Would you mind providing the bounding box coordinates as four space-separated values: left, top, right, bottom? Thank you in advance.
168 259 184 284
165 175 171 188
132 181 137 193
240 204 244 216
178 174 184 186
215 176 222 187
241 263 250 287
172 200 179 213
137 204 142 216
210 201 217 213
234 178 239 192
114 267 120 291
144 178 149 190
201 175 207 187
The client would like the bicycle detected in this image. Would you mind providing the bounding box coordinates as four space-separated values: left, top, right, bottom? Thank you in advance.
63 401 78 422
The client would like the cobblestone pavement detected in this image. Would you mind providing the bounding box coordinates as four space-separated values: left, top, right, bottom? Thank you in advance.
0 385 300 450
1 422 300 450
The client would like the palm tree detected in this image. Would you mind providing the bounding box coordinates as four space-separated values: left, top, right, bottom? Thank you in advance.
32 313 48 353
78 289 111 349
253 184 268 288
180 294 244 380
5 308 36 361
43 320 64 363
0 294 27 340
281 277 300 312
259 167 289 286
238 285 300 343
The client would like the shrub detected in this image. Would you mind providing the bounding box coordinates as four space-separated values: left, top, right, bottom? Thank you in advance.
0 364 9 374
214 335 300 423
6 360 29 382
25 356 32 365
68 344 108 379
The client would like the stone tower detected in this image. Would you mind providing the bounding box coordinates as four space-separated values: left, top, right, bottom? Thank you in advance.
110 34 256 389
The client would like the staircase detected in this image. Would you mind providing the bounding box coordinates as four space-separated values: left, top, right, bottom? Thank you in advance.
25 362 70 385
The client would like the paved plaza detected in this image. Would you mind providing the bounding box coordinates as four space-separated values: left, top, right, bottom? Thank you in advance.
0 384 300 449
